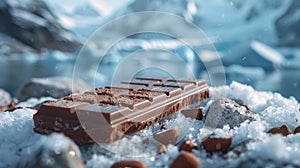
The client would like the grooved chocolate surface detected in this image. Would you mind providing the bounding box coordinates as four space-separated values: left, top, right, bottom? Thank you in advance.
33 77 210 143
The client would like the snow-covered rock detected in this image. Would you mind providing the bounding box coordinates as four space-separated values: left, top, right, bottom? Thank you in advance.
0 0 81 55
204 97 255 129
22 133 84 168
0 88 11 106
18 77 89 101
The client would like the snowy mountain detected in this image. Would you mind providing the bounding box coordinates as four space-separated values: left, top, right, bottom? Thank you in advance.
0 0 81 55
43 0 131 38
40 0 299 48
61 0 297 71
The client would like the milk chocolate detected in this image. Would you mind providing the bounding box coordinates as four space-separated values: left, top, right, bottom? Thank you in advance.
33 77 209 143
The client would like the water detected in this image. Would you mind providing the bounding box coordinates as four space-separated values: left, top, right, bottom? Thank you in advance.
0 53 75 96
0 45 299 101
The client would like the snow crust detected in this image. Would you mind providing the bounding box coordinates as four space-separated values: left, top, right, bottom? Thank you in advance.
0 82 299 167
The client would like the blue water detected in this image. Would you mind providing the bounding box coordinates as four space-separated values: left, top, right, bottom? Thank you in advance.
0 42 299 101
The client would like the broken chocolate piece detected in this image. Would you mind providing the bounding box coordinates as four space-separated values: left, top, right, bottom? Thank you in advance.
111 160 147 168
201 135 232 153
153 127 179 145
294 125 300 134
170 152 199 168
181 108 203 120
268 125 292 136
179 139 198 152
33 77 209 143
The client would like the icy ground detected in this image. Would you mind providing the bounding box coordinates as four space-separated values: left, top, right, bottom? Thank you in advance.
1 82 300 168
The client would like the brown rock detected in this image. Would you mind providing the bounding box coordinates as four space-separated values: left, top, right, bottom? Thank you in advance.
154 127 179 145
181 108 203 120
201 135 232 153
0 105 2 112
111 160 147 168
179 139 198 152
170 152 199 168
294 125 300 134
268 125 292 136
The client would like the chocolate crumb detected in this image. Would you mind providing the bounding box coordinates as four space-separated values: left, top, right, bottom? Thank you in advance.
268 125 292 136
293 125 300 134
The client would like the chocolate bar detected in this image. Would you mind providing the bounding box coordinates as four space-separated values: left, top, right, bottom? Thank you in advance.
33 77 209 143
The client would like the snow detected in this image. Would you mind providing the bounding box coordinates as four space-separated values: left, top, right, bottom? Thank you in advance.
0 82 299 167
243 135 300 166
0 88 11 106
209 127 230 138
0 108 38 167
210 82 274 112
0 106 82 167
10 9 48 27
43 0 131 37
230 120 267 146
